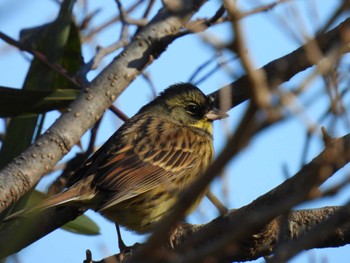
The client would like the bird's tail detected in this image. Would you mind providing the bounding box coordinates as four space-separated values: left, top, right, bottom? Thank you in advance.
4 185 96 221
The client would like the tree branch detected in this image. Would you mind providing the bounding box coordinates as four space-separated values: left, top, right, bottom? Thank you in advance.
89 206 349 263
208 17 350 111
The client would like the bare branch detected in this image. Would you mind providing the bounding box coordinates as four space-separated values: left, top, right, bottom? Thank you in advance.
209 17 350 112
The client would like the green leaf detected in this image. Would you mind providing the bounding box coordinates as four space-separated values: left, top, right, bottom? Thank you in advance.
23 190 100 236
62 214 100 236
0 86 79 117
0 0 79 168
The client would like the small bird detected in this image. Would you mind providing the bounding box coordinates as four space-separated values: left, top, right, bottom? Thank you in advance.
7 83 228 234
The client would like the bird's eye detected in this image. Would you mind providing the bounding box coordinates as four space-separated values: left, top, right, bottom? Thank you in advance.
185 103 201 116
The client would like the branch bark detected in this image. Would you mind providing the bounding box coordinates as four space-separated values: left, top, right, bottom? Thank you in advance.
88 206 350 263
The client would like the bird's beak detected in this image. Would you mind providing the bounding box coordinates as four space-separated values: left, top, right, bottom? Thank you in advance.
205 108 229 121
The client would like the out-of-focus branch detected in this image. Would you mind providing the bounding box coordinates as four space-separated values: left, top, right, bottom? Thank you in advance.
240 0 293 18
89 206 350 263
225 0 271 109
82 0 144 42
270 203 350 262
209 17 350 111
116 0 148 27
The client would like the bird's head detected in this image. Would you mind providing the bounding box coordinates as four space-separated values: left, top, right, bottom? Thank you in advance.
140 83 228 136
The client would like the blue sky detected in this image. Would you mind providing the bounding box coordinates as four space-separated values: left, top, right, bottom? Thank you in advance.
1 0 350 262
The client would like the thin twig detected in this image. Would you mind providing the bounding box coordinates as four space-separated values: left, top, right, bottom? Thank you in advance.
206 191 228 215
225 0 271 110
134 0 155 35
109 105 129 122
82 0 144 42
141 72 157 99
115 0 148 26
240 0 294 19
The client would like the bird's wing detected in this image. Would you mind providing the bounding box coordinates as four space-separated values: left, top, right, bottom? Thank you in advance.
93 125 201 211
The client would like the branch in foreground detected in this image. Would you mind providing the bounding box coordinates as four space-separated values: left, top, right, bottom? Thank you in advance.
209 17 350 111
270 202 350 262
87 206 348 263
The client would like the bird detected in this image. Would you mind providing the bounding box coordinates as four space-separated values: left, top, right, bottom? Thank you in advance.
6 83 228 235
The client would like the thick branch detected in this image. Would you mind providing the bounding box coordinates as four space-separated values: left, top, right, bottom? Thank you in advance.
270 203 350 262
176 206 350 262
95 206 348 263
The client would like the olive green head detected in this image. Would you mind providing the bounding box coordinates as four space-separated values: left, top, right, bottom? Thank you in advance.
139 83 228 135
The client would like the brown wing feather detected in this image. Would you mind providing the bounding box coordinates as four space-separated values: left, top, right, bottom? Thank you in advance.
93 118 204 211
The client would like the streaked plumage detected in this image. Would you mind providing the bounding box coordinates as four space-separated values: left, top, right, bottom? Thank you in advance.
7 83 228 233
